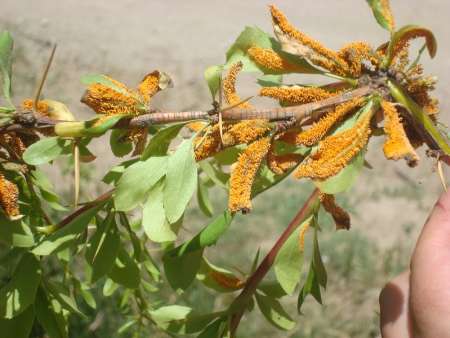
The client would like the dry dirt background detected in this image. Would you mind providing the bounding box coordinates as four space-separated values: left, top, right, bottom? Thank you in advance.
1 1 450 337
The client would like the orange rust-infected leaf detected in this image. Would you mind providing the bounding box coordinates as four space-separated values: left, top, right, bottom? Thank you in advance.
194 124 226 161
138 71 161 103
0 174 21 220
380 0 395 30
223 62 253 109
319 193 350 230
186 121 207 133
81 78 139 116
295 112 372 180
388 25 437 66
209 270 245 290
222 120 271 148
298 218 311 252
382 101 419 166
338 42 379 77
21 99 50 117
247 46 306 73
229 137 271 213
269 4 349 76
280 97 365 146
260 86 336 106
267 142 302 175
0 133 27 157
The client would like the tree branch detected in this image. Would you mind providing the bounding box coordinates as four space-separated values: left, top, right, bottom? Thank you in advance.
229 188 320 337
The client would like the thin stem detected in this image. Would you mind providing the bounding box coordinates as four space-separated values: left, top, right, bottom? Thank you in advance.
228 188 320 337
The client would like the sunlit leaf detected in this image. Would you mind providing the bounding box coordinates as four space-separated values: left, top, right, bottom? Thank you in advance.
142 180 175 243
164 138 197 223
114 156 167 211
35 287 67 338
274 216 312 295
366 0 395 31
23 137 71 165
0 31 14 106
204 65 223 99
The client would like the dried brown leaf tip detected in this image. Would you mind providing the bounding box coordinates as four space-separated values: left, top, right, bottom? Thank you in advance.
280 97 365 147
269 5 350 76
0 174 21 220
295 111 372 180
208 270 245 290
319 193 350 230
229 137 271 213
382 100 419 166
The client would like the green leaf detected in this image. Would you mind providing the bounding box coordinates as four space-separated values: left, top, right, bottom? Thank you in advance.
166 211 233 258
366 0 395 31
255 292 295 331
35 287 68 338
312 225 327 288
163 250 203 292
108 247 140 289
0 216 35 247
297 262 322 313
0 31 14 106
110 129 133 157
86 213 120 282
197 178 214 217
23 137 71 165
204 65 223 99
46 281 84 317
0 305 34 338
102 279 118 297
114 156 167 211
197 318 225 338
141 123 186 160
149 305 222 334
199 160 229 189
84 114 127 135
274 216 312 295
80 74 129 95
257 74 283 87
142 180 175 243
164 138 197 223
0 253 41 319
32 202 107 256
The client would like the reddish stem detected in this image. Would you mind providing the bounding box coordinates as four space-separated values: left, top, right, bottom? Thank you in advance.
229 188 320 336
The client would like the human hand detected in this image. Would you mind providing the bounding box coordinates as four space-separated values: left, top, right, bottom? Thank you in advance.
380 191 450 337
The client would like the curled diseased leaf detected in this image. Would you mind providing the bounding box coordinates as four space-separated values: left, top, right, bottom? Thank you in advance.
260 86 336 106
295 102 373 180
247 46 309 74
0 174 21 220
223 62 253 109
229 137 271 213
384 25 437 68
382 100 419 166
269 5 349 76
366 0 395 31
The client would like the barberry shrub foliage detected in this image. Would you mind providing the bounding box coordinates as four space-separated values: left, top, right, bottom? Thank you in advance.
0 1 447 337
